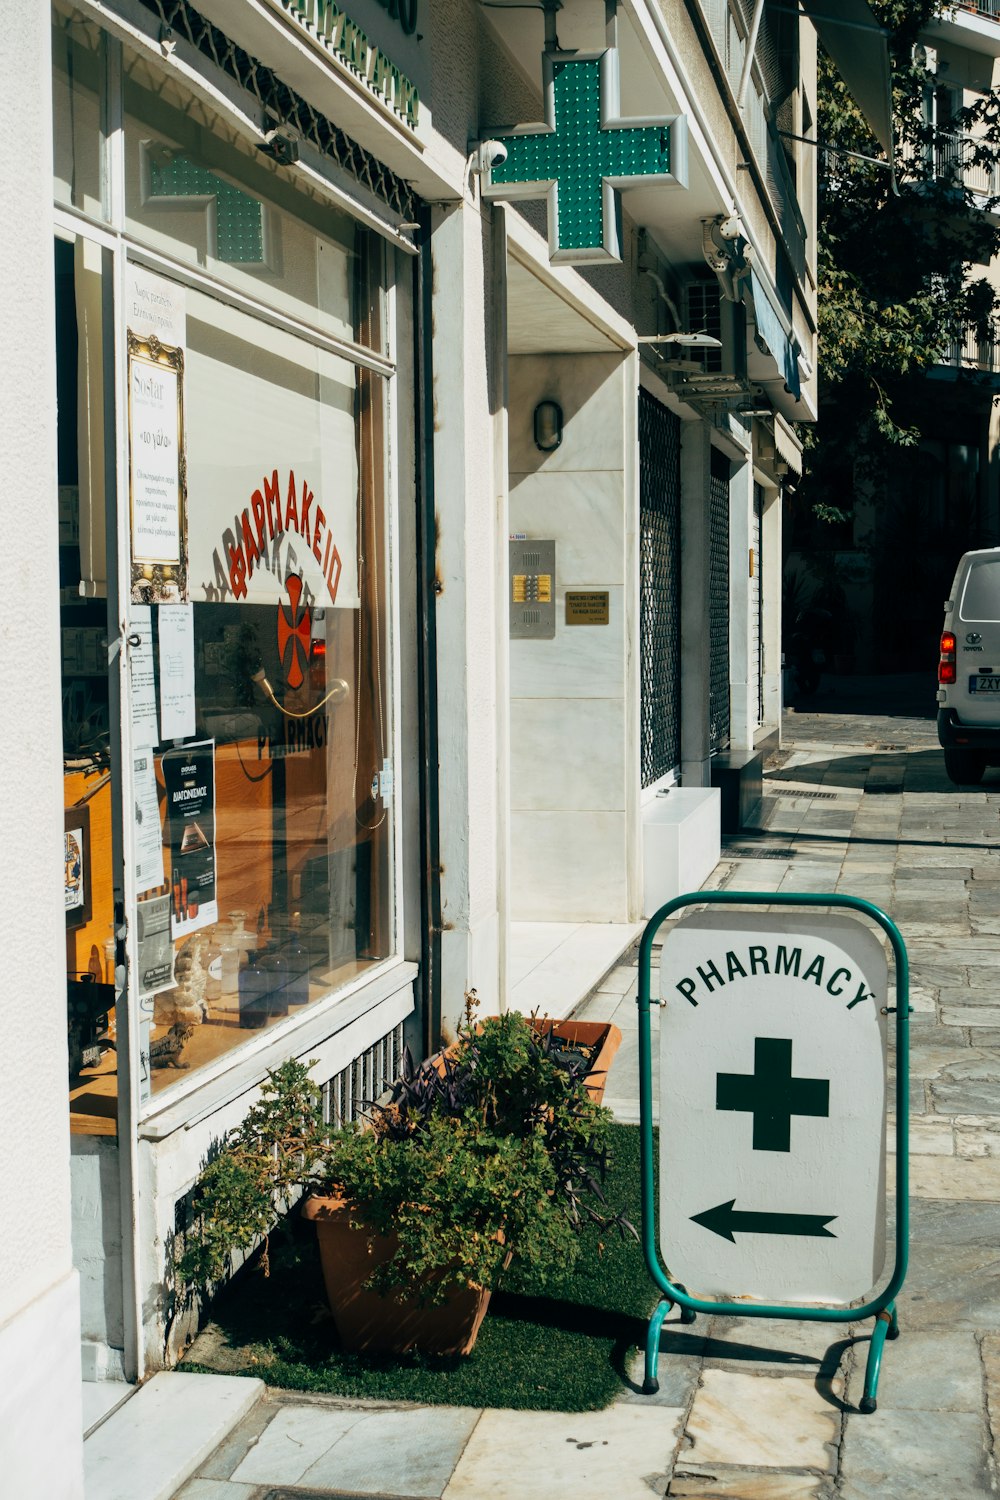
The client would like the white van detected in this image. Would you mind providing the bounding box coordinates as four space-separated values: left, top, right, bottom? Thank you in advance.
938 547 1000 784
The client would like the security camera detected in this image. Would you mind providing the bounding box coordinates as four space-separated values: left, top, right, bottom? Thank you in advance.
717 213 745 241
258 126 300 166
472 139 508 175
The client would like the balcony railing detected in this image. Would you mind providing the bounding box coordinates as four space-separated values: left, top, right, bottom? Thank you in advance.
933 130 1000 197
952 1 1000 19
940 324 1000 373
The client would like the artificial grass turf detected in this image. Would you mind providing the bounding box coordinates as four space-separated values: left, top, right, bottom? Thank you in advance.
181 1121 657 1412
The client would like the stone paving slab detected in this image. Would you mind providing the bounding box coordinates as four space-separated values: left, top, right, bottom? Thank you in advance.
441 1406 685 1500
699 1317 856 1377
932 1081 1000 1113
838 1407 993 1498
896 1199 1000 1329
230 1404 480 1497
843 1331 983 1413
909 1156 1000 1200
683 1369 841 1470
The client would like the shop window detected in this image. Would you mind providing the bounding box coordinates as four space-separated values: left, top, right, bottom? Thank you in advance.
134 278 394 1094
52 7 104 222
57 34 398 1123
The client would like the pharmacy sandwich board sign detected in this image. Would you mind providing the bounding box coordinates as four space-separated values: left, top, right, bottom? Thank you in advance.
659 911 888 1304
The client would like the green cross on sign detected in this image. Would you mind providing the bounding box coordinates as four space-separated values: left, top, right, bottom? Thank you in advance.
483 50 686 265
716 1037 830 1153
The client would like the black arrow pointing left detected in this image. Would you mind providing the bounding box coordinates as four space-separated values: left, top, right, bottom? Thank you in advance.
691 1198 837 1243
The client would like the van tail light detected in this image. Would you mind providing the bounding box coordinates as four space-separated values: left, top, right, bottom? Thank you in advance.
939 632 957 684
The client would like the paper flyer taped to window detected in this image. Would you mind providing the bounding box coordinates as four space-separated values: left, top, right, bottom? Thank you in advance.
136 892 174 997
162 739 218 939
129 605 159 747
158 602 196 740
134 748 166 894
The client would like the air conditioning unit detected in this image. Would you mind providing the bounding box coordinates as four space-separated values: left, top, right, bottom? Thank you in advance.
681 277 746 382
912 42 938 74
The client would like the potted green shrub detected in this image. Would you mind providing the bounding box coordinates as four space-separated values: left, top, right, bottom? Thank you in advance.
178 999 632 1357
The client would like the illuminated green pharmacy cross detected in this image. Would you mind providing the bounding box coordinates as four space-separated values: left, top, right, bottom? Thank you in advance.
716 1037 830 1153
489 57 672 255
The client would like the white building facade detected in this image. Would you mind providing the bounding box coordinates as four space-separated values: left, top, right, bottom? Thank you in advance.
1 0 841 1490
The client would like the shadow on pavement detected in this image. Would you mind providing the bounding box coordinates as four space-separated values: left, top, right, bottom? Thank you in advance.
765 748 996 793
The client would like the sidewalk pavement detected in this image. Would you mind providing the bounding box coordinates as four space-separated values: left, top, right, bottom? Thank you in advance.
161 683 1000 1500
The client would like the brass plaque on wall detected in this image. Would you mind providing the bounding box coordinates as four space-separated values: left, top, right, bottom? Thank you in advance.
565 591 610 625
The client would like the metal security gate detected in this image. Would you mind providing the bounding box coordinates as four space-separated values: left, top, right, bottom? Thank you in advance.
638 389 681 786
709 449 731 752
753 485 764 727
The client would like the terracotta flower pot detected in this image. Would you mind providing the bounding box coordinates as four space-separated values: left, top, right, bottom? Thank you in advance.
301 1194 492 1356
526 1018 623 1103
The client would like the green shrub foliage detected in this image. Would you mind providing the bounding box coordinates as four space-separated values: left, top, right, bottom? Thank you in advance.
178 1002 631 1301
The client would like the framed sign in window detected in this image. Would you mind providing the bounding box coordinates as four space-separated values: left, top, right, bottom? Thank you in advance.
65 804 92 930
127 331 187 603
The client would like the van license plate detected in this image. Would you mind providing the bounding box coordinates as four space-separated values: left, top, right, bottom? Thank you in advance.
970 675 1000 692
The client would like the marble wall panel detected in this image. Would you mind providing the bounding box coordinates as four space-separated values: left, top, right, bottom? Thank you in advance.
510 697 625 812
510 810 628 922
508 353 625 475
509 469 625 586
510 586 625 698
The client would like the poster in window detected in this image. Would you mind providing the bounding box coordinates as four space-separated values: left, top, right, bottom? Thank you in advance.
128 330 187 604
162 740 218 938
136 892 175 996
65 804 92 929
134 749 166 895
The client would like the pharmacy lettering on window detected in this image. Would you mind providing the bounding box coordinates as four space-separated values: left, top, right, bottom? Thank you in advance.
184 302 360 611
212 467 345 608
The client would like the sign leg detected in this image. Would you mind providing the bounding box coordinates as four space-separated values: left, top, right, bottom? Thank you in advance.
643 1289 697 1395
643 1299 672 1394
860 1303 896 1414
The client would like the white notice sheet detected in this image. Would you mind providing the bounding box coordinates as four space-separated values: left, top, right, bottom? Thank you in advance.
129 605 159 747
158 603 196 740
134 747 166 894
130 357 181 563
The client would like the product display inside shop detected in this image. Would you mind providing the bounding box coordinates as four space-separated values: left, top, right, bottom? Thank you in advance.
65 591 393 1136
57 131 396 1133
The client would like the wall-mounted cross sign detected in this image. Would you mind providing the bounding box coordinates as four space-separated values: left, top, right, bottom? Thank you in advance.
482 50 687 265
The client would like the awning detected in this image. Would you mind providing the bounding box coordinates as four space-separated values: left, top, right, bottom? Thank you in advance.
774 412 803 475
798 0 894 164
746 270 801 399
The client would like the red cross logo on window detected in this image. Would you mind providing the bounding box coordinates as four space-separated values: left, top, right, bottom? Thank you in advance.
277 574 311 689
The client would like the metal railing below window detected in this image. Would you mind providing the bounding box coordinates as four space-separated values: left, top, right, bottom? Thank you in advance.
321 1023 406 1128
953 0 1000 20
933 131 1000 198
940 325 1000 373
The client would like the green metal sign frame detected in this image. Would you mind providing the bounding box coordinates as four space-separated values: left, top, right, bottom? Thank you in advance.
638 890 909 1415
